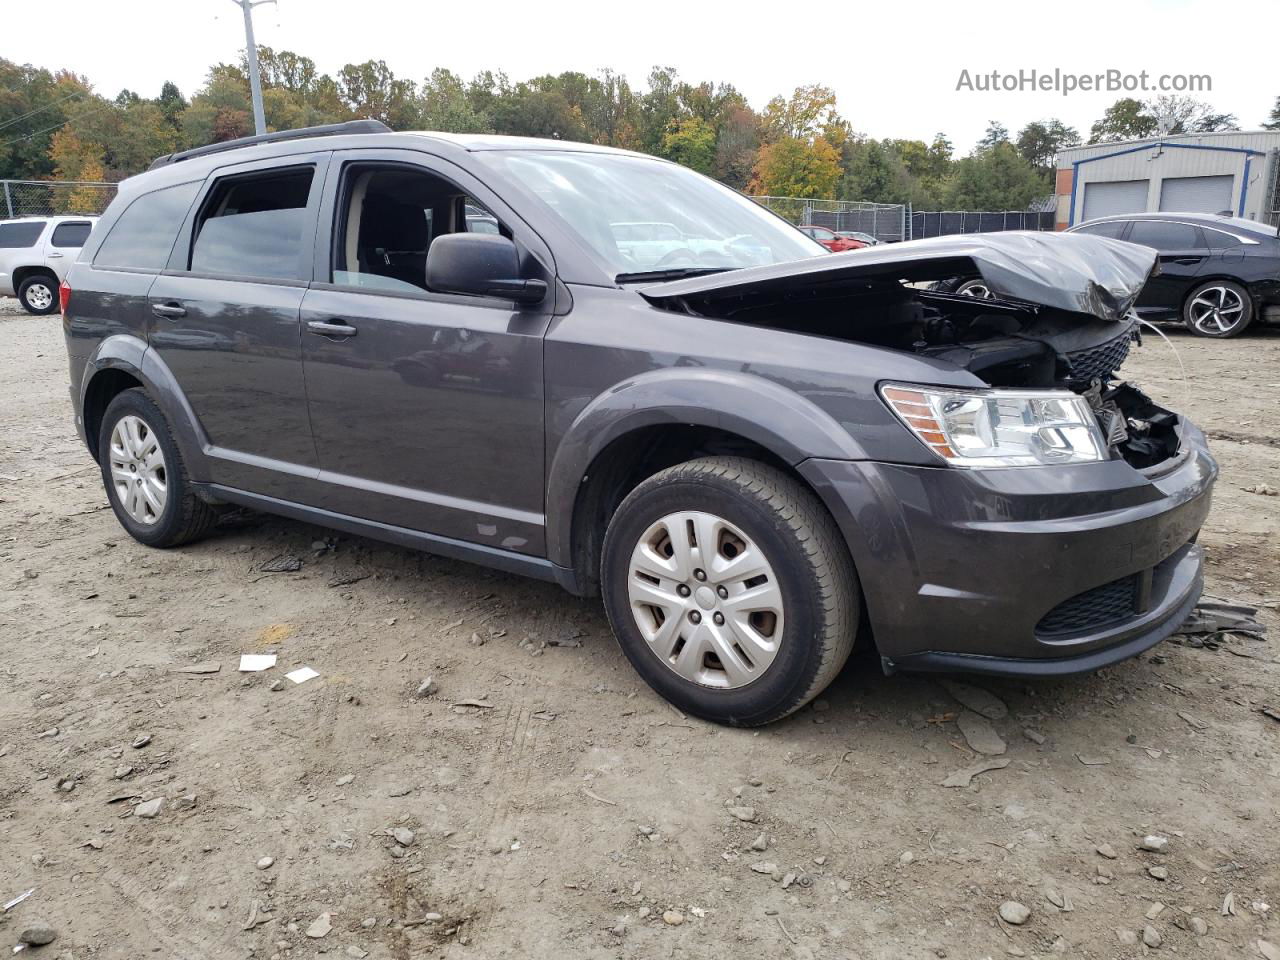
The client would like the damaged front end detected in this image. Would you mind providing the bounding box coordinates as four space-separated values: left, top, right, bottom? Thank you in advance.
640 231 1183 470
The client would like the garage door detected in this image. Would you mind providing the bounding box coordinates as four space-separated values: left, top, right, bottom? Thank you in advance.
1082 179 1149 221
1158 174 1234 214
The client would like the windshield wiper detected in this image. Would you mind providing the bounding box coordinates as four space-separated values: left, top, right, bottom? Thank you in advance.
615 267 731 284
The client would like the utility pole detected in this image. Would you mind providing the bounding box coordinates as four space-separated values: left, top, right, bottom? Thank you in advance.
229 0 276 136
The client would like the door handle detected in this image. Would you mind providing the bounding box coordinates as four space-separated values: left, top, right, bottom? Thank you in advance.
1172 257 1203 265
48 251 64 259
151 302 187 319
307 320 358 338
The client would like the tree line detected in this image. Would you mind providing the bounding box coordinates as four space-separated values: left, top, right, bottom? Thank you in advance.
2 53 1272 212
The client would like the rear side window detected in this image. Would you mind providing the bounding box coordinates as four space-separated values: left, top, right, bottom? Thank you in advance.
95 182 201 270
1127 220 1203 251
0 221 45 248
1074 220 1128 239
51 221 93 248
1203 229 1242 249
190 168 313 280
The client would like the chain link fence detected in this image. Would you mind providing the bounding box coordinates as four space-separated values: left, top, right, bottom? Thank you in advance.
751 197 908 242
1 179 119 219
910 209 1056 239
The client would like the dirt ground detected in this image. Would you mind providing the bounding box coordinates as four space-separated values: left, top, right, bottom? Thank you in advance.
1 295 1277 960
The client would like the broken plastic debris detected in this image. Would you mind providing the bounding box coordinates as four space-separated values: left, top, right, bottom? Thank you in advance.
286 666 319 685
239 654 277 672
3 889 34 912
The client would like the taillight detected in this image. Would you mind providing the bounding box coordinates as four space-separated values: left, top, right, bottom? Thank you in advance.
59 279 71 320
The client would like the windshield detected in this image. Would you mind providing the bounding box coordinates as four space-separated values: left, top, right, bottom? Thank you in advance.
476 150 826 277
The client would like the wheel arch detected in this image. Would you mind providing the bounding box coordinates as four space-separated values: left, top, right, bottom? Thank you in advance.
79 336 210 477
12 264 58 292
546 369 866 594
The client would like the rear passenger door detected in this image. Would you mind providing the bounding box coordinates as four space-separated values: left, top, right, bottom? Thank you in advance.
298 149 553 555
1125 220 1209 317
147 153 330 498
45 220 94 280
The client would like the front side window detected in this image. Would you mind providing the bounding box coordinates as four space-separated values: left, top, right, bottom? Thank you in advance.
0 221 46 248
1127 220 1202 252
476 150 824 278
51 221 93 248
332 165 500 295
95 182 201 270
190 168 313 280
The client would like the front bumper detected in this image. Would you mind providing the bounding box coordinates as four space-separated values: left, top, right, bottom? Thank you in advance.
801 418 1217 675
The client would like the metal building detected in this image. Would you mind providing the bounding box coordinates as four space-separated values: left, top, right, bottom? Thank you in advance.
1054 129 1280 229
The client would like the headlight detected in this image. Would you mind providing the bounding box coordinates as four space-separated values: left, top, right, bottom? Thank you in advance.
880 383 1107 468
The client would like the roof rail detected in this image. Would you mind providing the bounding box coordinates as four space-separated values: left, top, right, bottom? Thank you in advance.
148 119 393 170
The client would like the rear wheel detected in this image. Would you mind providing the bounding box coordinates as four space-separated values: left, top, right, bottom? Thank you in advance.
1183 279 1252 338
18 274 58 315
98 389 217 547
601 457 859 726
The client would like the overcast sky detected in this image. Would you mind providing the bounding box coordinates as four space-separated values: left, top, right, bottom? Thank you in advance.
31 0 1279 151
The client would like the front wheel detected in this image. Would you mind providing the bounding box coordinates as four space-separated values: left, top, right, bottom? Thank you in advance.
601 457 859 726
1183 279 1252 338
18 274 58 315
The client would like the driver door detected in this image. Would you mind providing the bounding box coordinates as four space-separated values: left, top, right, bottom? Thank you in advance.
299 149 555 556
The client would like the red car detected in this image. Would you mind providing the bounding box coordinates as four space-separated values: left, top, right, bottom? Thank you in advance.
798 224 866 252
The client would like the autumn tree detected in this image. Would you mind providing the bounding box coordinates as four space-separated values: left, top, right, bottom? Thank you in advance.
750 135 841 199
760 84 842 143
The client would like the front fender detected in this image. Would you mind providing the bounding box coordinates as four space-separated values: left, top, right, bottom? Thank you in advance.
79 336 211 480
544 367 867 569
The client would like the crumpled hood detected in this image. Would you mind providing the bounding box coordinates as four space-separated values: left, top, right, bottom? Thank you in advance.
639 230 1159 322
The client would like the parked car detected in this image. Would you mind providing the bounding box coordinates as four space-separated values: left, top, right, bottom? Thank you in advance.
798 224 865 251
837 230 880 246
933 213 1280 338
0 215 97 314
62 121 1216 726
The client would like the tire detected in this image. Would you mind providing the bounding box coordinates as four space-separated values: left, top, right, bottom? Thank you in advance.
17 274 58 315
97 388 217 548
928 276 993 298
601 456 859 726
1182 279 1253 338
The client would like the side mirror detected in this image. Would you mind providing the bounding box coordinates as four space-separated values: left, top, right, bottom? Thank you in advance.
426 233 547 305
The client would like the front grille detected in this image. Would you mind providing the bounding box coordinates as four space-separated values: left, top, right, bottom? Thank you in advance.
1036 574 1139 636
1064 329 1133 383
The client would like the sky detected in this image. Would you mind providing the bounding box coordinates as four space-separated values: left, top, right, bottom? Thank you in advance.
19 0 1279 152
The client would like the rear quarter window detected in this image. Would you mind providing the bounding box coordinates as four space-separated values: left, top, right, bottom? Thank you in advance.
95 182 202 270
51 221 93 248
0 221 46 248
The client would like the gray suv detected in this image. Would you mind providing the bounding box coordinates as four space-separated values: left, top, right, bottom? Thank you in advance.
62 121 1217 726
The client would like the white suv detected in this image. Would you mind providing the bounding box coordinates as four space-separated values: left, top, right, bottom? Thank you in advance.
0 216 97 314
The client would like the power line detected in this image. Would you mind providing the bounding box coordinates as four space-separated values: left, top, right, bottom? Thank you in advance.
0 100 117 153
0 90 86 134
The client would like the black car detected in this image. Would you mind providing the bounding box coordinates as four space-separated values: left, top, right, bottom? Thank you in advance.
61 121 1216 726
940 213 1280 338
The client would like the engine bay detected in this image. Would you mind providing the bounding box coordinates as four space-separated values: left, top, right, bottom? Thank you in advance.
654 278 1182 469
